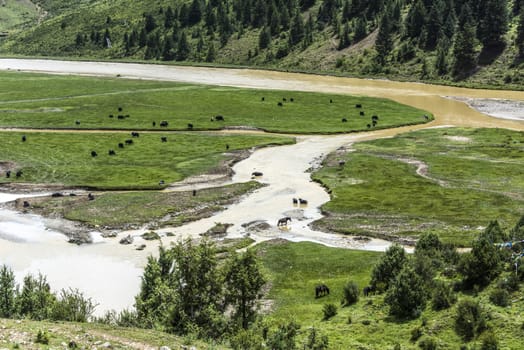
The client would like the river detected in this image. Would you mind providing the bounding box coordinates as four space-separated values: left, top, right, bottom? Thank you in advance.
0 58 523 315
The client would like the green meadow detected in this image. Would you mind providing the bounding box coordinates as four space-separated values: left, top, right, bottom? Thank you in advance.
312 128 524 246
257 240 524 349
0 131 292 189
0 71 430 133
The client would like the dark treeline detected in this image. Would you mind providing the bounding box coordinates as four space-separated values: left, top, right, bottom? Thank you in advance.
63 0 524 81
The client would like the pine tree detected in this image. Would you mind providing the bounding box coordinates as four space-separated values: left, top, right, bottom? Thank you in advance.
176 30 191 61
289 10 305 46
162 35 175 61
353 17 367 42
375 13 393 65
451 5 477 79
338 23 351 50
224 250 266 330
425 0 444 50
477 0 508 48
435 43 448 76
188 0 203 26
385 265 428 319
0 265 17 318
517 6 524 57
259 26 272 49
206 41 217 62
404 0 426 40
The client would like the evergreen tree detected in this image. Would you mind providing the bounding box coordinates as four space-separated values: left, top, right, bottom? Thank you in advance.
425 0 444 50
289 10 305 46
176 30 191 61
188 0 203 26
459 231 502 288
224 250 266 330
253 0 268 27
162 35 176 61
370 244 407 291
353 17 367 42
451 5 477 79
165 6 175 28
0 265 17 318
17 273 55 320
269 3 281 35
135 248 174 326
259 26 272 49
303 14 314 47
385 264 428 319
404 0 427 40
435 43 448 76
375 12 393 65
338 23 351 50
206 41 217 62
144 13 156 33
477 0 508 48
517 5 524 57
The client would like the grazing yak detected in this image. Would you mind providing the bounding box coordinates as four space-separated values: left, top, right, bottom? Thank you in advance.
251 171 263 177
161 137 167 142
131 131 140 137
91 151 98 157
299 198 308 205
315 284 330 298
125 139 133 145
108 149 116 156
160 120 169 127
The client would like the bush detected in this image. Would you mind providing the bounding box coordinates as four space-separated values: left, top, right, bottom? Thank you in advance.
385 265 428 319
432 281 457 310
370 244 407 291
480 331 498 350
455 298 487 341
51 288 96 322
35 330 49 345
304 327 329 350
342 281 359 306
322 303 337 320
489 288 510 307
411 326 423 342
418 336 438 350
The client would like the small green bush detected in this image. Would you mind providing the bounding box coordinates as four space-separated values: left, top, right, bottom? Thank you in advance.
432 281 457 310
418 336 438 350
322 303 337 320
489 288 510 307
480 331 498 350
411 326 423 342
455 298 487 341
342 281 359 306
35 330 49 345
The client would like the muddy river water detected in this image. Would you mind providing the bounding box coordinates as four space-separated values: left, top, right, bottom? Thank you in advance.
0 59 523 315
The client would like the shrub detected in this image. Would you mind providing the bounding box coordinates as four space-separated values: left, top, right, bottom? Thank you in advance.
51 288 96 322
305 327 329 350
455 298 487 341
385 265 428 319
411 326 423 342
480 331 498 350
322 303 337 320
432 281 457 310
418 336 438 350
35 330 49 345
489 288 510 307
370 244 407 291
342 281 359 306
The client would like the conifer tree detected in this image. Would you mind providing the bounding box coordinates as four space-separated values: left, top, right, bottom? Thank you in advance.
176 30 191 61
477 0 508 48
338 23 351 50
451 4 477 79
289 10 305 46
517 6 524 57
375 12 393 65
259 26 272 49
0 265 17 318
353 17 367 42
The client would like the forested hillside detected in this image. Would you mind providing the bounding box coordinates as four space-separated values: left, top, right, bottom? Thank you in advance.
1 0 524 85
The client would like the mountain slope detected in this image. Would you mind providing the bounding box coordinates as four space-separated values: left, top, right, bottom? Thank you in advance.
1 0 523 87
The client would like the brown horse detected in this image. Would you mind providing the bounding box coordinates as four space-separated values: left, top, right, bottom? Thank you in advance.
277 217 292 226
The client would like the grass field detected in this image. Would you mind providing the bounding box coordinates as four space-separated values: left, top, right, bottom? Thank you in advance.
0 131 292 189
0 71 431 133
28 181 263 228
312 128 524 246
257 240 524 349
